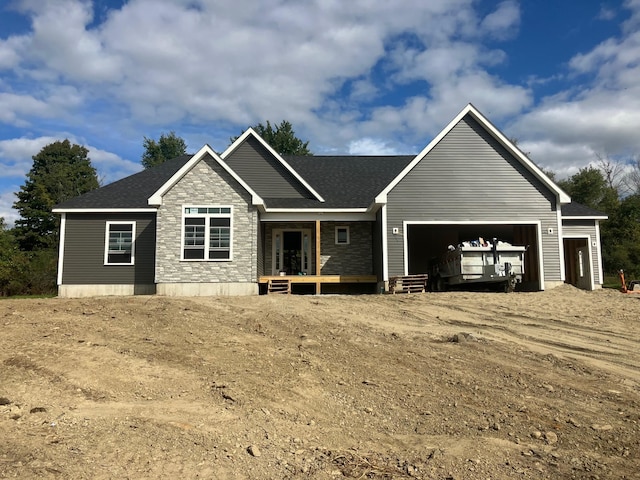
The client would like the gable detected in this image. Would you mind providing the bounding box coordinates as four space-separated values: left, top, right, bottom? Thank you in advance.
224 135 315 200
377 104 570 205
387 114 557 212
148 145 263 207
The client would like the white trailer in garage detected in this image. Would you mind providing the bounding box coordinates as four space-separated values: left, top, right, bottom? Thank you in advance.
430 239 526 292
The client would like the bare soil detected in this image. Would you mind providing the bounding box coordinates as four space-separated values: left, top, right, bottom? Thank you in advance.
1 285 640 479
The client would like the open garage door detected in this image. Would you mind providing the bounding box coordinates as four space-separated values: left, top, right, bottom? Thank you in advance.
405 223 542 291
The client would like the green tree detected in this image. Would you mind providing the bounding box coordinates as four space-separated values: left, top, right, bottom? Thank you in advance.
233 120 312 155
600 194 640 278
13 140 99 251
0 217 18 295
557 166 619 212
142 131 187 169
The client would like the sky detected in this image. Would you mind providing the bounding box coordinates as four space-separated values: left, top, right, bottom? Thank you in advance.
1 0 640 225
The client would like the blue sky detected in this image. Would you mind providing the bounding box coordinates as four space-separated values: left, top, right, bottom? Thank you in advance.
1 0 639 224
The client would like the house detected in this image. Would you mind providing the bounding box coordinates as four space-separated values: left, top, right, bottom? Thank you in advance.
53 104 607 297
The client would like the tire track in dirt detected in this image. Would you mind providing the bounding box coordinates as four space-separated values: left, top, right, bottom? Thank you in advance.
417 296 640 387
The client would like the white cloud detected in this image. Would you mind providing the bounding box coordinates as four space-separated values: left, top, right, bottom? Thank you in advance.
480 1 521 39
0 0 527 133
348 138 400 155
0 136 61 178
0 0 637 203
0 135 140 223
598 6 617 21
505 0 640 177
88 146 140 184
0 189 19 226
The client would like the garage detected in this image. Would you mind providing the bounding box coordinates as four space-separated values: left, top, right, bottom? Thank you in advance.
404 222 542 290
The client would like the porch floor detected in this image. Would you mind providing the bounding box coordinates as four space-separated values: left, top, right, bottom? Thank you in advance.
259 275 378 294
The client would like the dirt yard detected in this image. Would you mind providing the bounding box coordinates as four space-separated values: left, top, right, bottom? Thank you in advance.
1 285 640 479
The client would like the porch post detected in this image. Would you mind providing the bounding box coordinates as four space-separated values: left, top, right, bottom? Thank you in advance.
316 219 321 293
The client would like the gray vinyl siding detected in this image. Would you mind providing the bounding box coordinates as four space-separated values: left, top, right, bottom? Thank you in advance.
156 154 258 283
62 213 156 284
225 136 311 199
386 115 561 282
562 219 602 284
320 222 374 275
372 209 383 281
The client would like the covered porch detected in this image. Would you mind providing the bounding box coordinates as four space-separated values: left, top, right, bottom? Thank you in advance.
258 219 379 294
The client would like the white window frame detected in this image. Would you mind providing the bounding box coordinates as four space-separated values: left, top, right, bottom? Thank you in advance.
181 205 233 261
104 221 136 266
335 226 350 245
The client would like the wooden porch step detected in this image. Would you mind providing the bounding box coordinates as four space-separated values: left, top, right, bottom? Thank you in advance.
268 278 291 294
389 274 429 294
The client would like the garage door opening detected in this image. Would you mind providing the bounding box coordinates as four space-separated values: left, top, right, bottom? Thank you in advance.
405 223 541 291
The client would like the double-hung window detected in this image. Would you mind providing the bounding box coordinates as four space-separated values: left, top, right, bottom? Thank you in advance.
183 206 232 260
105 222 135 265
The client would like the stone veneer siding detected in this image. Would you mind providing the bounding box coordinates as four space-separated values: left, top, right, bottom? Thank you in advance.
155 155 258 284
320 222 374 275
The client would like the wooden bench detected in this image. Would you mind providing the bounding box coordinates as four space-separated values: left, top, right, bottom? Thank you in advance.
268 278 291 294
389 274 429 294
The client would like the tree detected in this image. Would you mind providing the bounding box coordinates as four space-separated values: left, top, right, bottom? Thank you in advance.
556 166 619 212
142 131 187 169
624 154 640 195
13 140 99 251
233 120 312 155
600 194 640 278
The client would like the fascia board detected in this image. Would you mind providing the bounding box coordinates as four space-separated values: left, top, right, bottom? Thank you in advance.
52 208 157 213
261 210 375 222
562 215 609 220
375 103 572 205
147 144 264 207
264 208 367 213
221 128 325 203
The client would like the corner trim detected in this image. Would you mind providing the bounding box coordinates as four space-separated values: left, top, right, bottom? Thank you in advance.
57 213 66 286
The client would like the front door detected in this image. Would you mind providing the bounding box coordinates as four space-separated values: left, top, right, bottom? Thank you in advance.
576 246 593 290
272 229 311 275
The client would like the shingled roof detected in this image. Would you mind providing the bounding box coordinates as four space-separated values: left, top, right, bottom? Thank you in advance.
54 150 597 216
561 202 608 218
273 155 414 209
54 155 192 210
54 153 414 211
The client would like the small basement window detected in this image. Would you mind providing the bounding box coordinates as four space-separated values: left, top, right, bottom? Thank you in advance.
335 226 350 245
182 206 232 261
105 222 135 265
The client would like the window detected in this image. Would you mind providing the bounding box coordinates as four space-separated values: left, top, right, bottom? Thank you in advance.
335 226 350 245
182 206 232 260
105 222 135 265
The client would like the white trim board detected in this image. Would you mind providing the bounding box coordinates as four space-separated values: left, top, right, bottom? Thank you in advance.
52 208 157 213
57 213 66 286
261 211 376 222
